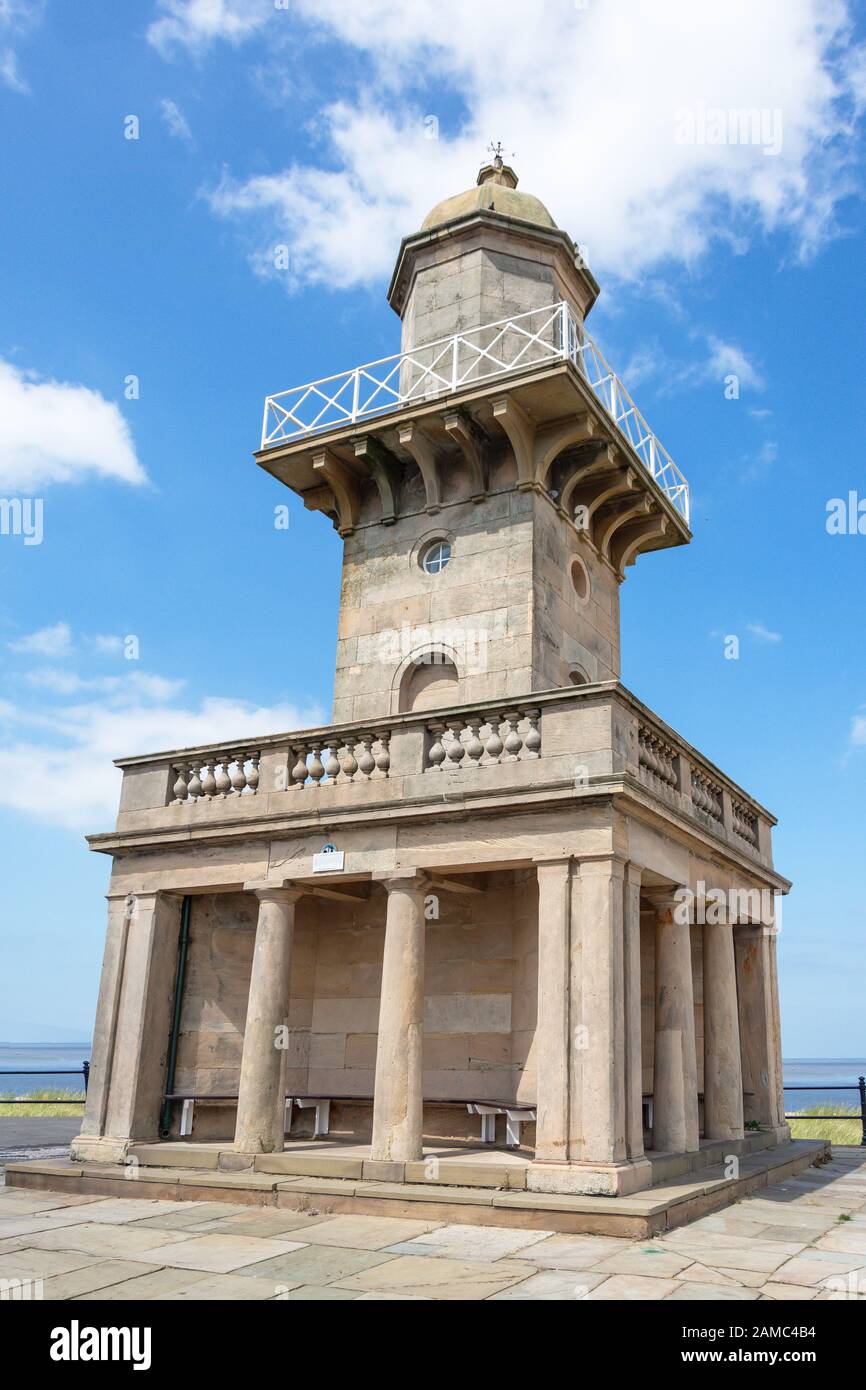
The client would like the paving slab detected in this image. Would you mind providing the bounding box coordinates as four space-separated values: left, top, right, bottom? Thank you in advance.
386 1223 553 1263
74 1267 212 1300
333 1254 538 1300
116 1232 309 1273
588 1245 695 1278
40 1259 165 1300
294 1214 442 1250
582 1273 680 1300
238 1243 397 1286
667 1282 760 1300
503 1232 630 1270
488 1269 608 1300
181 1210 334 1238
28 1222 201 1259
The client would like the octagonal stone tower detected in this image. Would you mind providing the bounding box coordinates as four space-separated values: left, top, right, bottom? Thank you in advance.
257 158 691 723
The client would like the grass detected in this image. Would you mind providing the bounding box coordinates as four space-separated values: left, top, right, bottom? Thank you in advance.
787 1103 863 1146
0 1089 85 1118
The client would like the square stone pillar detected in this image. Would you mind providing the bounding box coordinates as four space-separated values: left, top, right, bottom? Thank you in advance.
71 891 183 1165
623 862 646 1161
529 854 651 1196
370 872 428 1164
734 921 789 1140
650 890 700 1155
234 884 304 1155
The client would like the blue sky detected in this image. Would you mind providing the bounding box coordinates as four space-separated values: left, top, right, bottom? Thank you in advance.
0 1 864 1055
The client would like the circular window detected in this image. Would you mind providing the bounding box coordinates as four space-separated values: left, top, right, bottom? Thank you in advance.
421 540 452 575
570 557 590 604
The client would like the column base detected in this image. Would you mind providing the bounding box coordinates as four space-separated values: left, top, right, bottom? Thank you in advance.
526 1156 653 1197
70 1134 132 1165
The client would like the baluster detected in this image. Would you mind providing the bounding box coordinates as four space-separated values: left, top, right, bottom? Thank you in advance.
357 735 376 780
484 718 504 765
445 719 466 770
464 717 484 768
172 764 189 804
201 759 217 799
291 744 309 789
323 745 340 785
523 709 541 758
502 711 523 762
230 753 248 795
187 761 203 801
247 752 260 795
340 737 358 783
427 723 446 771
308 744 325 787
215 755 232 798
374 731 391 778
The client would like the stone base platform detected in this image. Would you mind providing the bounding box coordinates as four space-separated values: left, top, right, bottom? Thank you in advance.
5 1137 829 1238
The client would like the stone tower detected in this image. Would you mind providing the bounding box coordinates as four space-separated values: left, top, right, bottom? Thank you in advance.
257 157 691 723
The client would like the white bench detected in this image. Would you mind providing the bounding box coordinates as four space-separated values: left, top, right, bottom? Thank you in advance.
467 1102 537 1147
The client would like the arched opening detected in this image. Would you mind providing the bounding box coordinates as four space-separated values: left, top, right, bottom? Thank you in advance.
398 655 459 713
568 667 590 687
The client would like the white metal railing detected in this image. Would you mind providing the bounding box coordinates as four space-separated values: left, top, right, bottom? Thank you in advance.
261 302 690 522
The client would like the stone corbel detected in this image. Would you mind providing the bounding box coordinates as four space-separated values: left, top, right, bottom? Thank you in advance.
596 493 652 560
558 442 618 519
398 421 442 513
611 514 670 575
312 449 361 536
302 483 341 532
491 395 535 490
444 408 487 502
352 435 402 526
569 461 637 542
533 412 602 490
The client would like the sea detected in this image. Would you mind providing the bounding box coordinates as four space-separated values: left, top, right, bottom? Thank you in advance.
0 1046 863 1112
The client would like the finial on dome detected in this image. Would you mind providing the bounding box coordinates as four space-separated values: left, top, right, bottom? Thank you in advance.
478 140 518 190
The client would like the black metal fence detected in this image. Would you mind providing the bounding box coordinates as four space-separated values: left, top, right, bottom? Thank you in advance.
0 1062 89 1102
784 1076 866 1146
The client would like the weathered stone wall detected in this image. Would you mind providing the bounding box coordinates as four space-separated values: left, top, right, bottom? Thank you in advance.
172 871 538 1141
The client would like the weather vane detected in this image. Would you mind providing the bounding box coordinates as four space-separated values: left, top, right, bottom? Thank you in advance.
486 140 514 170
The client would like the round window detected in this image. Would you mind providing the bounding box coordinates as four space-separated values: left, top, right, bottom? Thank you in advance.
570 557 590 604
421 540 452 575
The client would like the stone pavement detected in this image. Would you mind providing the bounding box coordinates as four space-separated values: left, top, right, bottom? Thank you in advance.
1 1149 864 1301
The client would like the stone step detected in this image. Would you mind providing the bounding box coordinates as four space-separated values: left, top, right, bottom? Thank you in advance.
6 1138 830 1238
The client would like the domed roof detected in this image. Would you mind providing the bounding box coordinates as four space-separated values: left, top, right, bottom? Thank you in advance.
421 160 558 233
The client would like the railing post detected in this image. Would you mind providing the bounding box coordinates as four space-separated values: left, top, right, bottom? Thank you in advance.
83 1060 90 1094
559 300 569 360
351 368 360 423
451 334 459 392
860 1075 866 1147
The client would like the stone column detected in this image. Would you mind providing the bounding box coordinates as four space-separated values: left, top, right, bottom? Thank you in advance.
572 856 627 1167
703 920 744 1140
533 857 572 1163
735 921 788 1136
234 885 303 1154
370 873 428 1163
72 891 183 1164
623 863 646 1161
651 892 700 1154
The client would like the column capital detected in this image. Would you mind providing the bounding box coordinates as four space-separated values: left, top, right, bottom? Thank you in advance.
646 886 689 921
243 879 306 905
373 870 430 894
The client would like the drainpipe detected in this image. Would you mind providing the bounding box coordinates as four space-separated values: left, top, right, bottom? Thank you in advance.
160 894 191 1138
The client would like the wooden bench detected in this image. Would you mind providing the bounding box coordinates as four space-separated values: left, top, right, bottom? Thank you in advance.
164 1092 537 1146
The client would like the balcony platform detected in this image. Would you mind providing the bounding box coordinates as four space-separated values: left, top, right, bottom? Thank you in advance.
6 1138 829 1239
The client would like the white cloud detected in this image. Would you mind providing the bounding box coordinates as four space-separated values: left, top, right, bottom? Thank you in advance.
9 622 73 657
747 621 783 644
851 711 866 747
0 674 326 830
0 0 43 94
148 0 272 56
191 0 866 289
160 97 195 146
0 360 146 492
90 634 124 656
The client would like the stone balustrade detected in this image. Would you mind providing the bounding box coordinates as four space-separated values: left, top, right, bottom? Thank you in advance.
424 709 541 771
172 749 260 803
637 723 678 792
732 797 759 846
107 684 773 870
288 732 391 787
691 768 723 822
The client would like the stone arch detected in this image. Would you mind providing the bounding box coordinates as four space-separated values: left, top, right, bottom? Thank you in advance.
391 643 462 714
